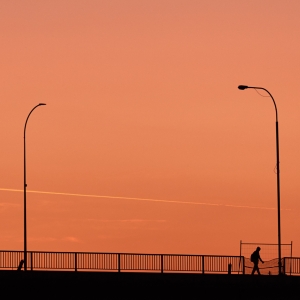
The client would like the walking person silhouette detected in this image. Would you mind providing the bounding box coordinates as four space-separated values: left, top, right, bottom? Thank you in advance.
251 247 264 275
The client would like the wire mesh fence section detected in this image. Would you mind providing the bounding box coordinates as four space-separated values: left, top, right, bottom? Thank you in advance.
204 256 242 273
0 251 23 269
163 255 203 272
244 258 282 275
77 253 118 271
240 241 292 261
120 254 161 271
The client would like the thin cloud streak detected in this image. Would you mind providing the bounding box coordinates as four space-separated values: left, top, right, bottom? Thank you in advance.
0 188 290 211
87 219 167 223
0 202 20 208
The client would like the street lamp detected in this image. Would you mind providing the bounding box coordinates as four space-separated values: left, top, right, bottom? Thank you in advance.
238 85 282 275
24 103 46 271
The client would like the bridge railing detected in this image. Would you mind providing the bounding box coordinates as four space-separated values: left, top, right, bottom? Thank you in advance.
0 250 244 274
283 257 300 275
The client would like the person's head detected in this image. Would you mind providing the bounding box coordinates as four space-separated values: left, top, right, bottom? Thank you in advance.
256 247 261 251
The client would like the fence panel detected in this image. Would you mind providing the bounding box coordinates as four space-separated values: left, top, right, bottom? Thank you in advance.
284 257 300 275
120 254 161 271
203 256 242 274
0 251 23 269
163 254 203 272
77 252 118 271
30 252 75 270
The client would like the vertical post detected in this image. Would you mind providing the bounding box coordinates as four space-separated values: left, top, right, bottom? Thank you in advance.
23 103 46 271
24 134 27 271
276 121 282 275
290 241 293 275
75 252 77 272
240 240 242 257
243 256 245 275
202 256 205 274
161 254 164 273
228 264 232 275
118 253 121 272
30 252 33 271
238 240 242 275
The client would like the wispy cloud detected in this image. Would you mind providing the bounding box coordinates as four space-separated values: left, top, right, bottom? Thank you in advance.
0 188 290 211
63 236 81 243
87 219 166 223
28 236 81 243
28 237 57 242
0 202 20 208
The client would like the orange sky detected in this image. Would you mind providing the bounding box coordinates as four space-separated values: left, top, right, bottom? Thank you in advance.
1 1 300 258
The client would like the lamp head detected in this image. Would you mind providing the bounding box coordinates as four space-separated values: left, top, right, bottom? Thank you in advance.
39 103 46 106
238 85 248 90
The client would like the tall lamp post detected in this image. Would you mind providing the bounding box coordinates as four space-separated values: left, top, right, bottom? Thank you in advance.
24 103 46 271
238 85 282 275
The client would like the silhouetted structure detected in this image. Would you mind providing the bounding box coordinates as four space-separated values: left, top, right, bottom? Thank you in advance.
238 85 282 274
23 103 46 271
17 260 24 271
1 250 299 275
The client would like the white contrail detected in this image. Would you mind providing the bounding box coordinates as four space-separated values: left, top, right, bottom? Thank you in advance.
0 188 289 210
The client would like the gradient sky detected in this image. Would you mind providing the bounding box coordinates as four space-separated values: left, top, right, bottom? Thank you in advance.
1 0 300 258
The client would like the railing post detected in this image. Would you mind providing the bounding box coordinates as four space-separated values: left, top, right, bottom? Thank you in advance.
74 252 77 272
202 256 205 274
243 256 245 275
118 254 121 272
30 252 33 271
161 254 164 274
228 264 232 275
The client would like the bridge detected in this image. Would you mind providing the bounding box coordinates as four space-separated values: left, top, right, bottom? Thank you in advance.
1 250 300 298
1 250 300 275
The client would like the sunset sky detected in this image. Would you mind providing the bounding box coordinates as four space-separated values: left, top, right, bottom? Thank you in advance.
1 1 300 258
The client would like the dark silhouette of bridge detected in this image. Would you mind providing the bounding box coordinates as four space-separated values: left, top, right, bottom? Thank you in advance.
1 249 300 275
1 250 300 299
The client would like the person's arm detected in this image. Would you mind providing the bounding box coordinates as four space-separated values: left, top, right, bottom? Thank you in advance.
259 256 264 263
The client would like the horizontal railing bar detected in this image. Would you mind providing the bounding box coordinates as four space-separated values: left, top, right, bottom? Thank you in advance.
240 242 292 246
0 250 241 258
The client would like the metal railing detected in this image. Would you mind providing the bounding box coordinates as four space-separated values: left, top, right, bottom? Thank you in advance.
283 257 300 275
0 250 244 274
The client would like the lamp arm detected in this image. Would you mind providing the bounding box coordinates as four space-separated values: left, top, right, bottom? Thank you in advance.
248 86 278 122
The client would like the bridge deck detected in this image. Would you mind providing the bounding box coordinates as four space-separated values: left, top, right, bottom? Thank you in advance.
1 270 299 299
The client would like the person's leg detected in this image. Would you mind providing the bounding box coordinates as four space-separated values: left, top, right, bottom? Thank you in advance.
252 264 259 274
251 264 257 275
